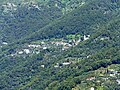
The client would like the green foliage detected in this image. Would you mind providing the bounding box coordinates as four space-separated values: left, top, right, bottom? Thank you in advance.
0 0 120 90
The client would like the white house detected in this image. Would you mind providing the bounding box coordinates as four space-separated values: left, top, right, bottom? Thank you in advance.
28 44 41 48
41 65 45 68
62 62 71 65
18 51 24 54
84 35 90 41
116 79 120 85
24 49 30 54
90 87 95 90
43 47 47 50
2 42 8 45
54 63 59 68
54 65 59 68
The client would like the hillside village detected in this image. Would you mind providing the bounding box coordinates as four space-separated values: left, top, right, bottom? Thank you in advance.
0 33 111 60
1 35 119 90
8 34 90 57
0 0 120 90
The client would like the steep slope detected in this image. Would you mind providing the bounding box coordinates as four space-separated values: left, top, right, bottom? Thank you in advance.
22 0 120 42
0 15 120 90
0 0 87 43
0 0 120 90
0 0 62 43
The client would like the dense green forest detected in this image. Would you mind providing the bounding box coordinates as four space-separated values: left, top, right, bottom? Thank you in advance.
0 0 87 43
0 0 120 90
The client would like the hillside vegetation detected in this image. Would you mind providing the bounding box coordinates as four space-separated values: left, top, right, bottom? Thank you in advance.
0 0 120 90
0 0 87 43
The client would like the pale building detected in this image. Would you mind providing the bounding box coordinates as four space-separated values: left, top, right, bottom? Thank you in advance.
24 49 30 54
63 62 71 65
2 42 8 45
90 87 95 90
18 51 24 54
41 65 45 68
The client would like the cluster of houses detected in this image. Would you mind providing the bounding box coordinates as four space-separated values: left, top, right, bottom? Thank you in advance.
1 1 41 14
108 69 120 77
40 62 72 69
40 61 72 69
9 34 91 57
54 62 71 68
27 2 40 10
86 77 96 81
85 68 120 89
10 49 31 57
94 35 110 41
2 2 17 13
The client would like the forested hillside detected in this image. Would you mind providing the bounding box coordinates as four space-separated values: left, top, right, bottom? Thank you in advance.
0 0 87 43
24 0 120 41
0 0 120 90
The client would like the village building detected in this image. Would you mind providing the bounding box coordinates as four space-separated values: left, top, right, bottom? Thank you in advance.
62 62 71 65
86 77 95 81
2 42 8 45
24 49 31 54
84 35 90 41
28 44 41 48
90 87 95 90
116 79 120 85
41 65 45 68
18 51 24 54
